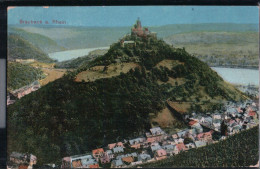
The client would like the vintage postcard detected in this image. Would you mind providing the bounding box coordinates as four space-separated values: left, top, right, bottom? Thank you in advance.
6 6 259 168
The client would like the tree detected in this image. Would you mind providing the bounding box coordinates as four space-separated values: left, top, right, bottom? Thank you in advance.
221 121 228 136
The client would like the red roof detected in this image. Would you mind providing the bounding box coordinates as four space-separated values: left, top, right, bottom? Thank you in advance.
19 165 28 169
176 143 186 151
189 120 198 126
92 148 104 155
248 111 256 116
197 132 212 140
89 164 99 168
156 149 167 157
108 143 116 149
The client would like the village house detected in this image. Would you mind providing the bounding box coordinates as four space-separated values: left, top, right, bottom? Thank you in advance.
129 137 146 149
100 152 111 164
162 144 177 156
7 94 16 106
177 130 187 138
130 161 143 166
71 159 82 168
105 150 114 159
189 121 203 133
120 40 136 48
108 142 125 149
176 143 187 153
92 148 105 160
138 153 151 162
10 152 28 164
9 152 37 168
145 127 167 143
150 127 165 136
12 81 40 99
195 140 207 148
62 154 98 168
121 156 134 165
155 149 167 160
146 135 165 143
61 157 71 169
248 110 258 119
88 164 100 168
116 153 138 161
81 156 98 168
173 138 184 144
196 131 213 142
185 143 196 150
113 146 124 154
171 134 178 139
111 159 125 168
212 113 222 120
151 144 162 152
29 155 37 166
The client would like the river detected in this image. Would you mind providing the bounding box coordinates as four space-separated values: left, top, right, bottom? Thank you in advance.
212 67 259 86
48 47 110 62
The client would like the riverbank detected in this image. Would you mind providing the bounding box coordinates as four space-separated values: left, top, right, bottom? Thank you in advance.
210 65 258 70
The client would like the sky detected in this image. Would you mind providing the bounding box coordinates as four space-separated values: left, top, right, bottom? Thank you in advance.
7 6 259 27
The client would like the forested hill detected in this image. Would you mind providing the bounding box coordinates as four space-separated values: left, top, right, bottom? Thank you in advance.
8 34 55 63
7 62 45 91
7 35 246 164
8 27 66 53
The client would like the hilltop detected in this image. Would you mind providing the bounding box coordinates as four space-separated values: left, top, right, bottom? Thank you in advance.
7 25 247 164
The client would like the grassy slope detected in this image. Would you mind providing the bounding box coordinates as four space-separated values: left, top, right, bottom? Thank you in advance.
9 27 66 53
138 126 259 167
8 34 54 63
7 35 246 164
7 62 45 90
164 32 258 68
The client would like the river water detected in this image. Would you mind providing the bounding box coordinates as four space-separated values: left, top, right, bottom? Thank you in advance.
212 67 259 86
48 47 109 62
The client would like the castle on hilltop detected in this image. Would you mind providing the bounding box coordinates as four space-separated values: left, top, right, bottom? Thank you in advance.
131 18 157 38
120 18 157 48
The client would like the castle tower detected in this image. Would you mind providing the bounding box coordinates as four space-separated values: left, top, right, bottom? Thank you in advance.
136 17 142 29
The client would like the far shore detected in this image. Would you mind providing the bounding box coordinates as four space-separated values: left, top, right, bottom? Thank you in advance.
210 65 259 70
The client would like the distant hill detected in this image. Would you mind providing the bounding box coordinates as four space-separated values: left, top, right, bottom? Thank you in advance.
13 23 258 50
164 32 259 68
153 23 258 37
8 34 55 63
7 34 247 164
7 62 45 90
8 27 66 53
